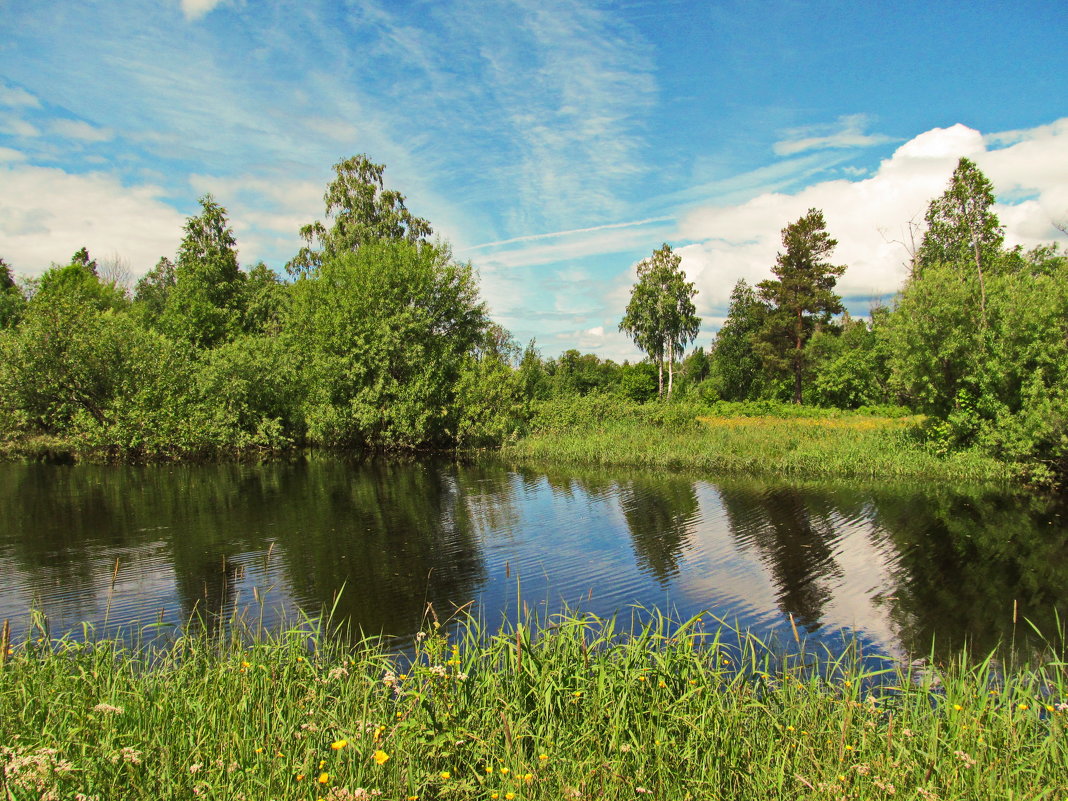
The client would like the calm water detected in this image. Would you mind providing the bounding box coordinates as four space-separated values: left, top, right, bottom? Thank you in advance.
1 458 1066 656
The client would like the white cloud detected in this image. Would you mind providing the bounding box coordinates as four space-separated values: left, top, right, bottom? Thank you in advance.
0 113 40 138
677 120 1068 318
49 118 114 143
0 147 26 163
0 82 40 108
180 0 225 21
773 114 896 157
0 164 185 276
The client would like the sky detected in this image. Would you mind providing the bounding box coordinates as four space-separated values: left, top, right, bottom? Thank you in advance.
1 0 1066 361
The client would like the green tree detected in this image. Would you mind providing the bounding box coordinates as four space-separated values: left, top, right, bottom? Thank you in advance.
0 257 24 329
755 209 846 404
807 310 891 408
917 157 1004 324
70 246 98 276
286 240 487 448
287 155 433 276
162 195 245 348
619 243 701 397
709 279 768 401
132 256 176 326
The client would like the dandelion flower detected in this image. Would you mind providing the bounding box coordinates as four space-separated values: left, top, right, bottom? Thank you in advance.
953 704 963 711
440 771 450 780
505 794 515 800
491 794 499 799
1019 703 1030 710
331 739 348 750
485 766 495 774
500 767 510 775
318 772 329 784
374 750 390 765
539 754 548 761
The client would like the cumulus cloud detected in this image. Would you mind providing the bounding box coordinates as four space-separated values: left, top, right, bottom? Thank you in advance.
0 164 186 276
180 0 226 21
0 147 26 163
773 114 896 157
677 119 1068 318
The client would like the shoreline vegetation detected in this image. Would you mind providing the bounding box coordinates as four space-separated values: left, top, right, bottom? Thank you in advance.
2 612 1066 800
0 399 1013 487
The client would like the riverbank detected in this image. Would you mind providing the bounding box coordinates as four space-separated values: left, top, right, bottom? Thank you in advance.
503 397 1013 484
1 613 1064 800
0 398 1018 485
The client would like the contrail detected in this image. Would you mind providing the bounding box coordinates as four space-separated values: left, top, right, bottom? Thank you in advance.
461 215 675 251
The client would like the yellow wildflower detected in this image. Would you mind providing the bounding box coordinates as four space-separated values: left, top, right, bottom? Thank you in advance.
505 793 515 800
953 704 963 711
1019 704 1030 710
500 767 510 775
254 747 263 754
491 794 499 799
485 765 495 774
318 772 329 784
440 771 451 780
523 772 533 781
331 739 348 750
538 754 548 761
374 750 390 765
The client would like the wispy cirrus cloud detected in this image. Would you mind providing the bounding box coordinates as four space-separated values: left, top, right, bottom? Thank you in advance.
773 114 896 157
0 81 40 109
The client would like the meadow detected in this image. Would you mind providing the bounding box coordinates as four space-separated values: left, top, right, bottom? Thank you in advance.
1 610 1065 800
504 397 1012 484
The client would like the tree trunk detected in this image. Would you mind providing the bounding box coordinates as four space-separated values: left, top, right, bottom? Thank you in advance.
657 358 664 397
667 339 674 397
794 308 803 404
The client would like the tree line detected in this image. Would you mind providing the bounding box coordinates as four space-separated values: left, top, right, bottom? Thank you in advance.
0 155 1065 480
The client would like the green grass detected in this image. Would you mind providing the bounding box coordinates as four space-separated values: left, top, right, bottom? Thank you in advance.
1 610 1065 800
504 397 1011 483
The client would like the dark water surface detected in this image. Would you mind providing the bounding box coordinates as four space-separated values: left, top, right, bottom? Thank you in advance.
1 458 1066 656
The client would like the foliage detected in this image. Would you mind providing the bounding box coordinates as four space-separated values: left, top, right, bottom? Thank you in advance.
132 256 176 326
755 209 846 404
708 279 768 401
161 195 245 349
917 157 1004 278
287 155 433 276
807 310 892 409
286 240 487 449
620 243 700 397
0 257 25 329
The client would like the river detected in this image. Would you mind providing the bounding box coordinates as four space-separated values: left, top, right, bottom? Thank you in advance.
1 458 1065 656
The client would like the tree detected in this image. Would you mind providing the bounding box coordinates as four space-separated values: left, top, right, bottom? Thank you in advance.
755 209 846 404
71 246 98 276
709 279 768 401
286 240 487 448
0 257 24 329
162 195 245 348
133 257 177 325
619 243 701 397
287 155 433 276
917 156 1004 324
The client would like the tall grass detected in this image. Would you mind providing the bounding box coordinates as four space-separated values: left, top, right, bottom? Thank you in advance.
505 397 1010 483
1 609 1065 800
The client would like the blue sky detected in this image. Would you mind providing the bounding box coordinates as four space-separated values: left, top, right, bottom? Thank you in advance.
1 0 1065 360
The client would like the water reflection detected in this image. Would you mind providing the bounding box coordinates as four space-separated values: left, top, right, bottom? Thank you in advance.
0 459 1065 657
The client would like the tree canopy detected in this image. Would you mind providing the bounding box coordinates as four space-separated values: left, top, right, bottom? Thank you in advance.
755 209 845 404
287 155 433 276
619 243 700 396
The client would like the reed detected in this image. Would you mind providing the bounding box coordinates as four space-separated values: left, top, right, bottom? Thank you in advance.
1 610 1064 800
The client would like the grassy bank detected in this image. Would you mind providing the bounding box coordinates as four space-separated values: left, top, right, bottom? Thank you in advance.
1 613 1065 800
504 397 1012 483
